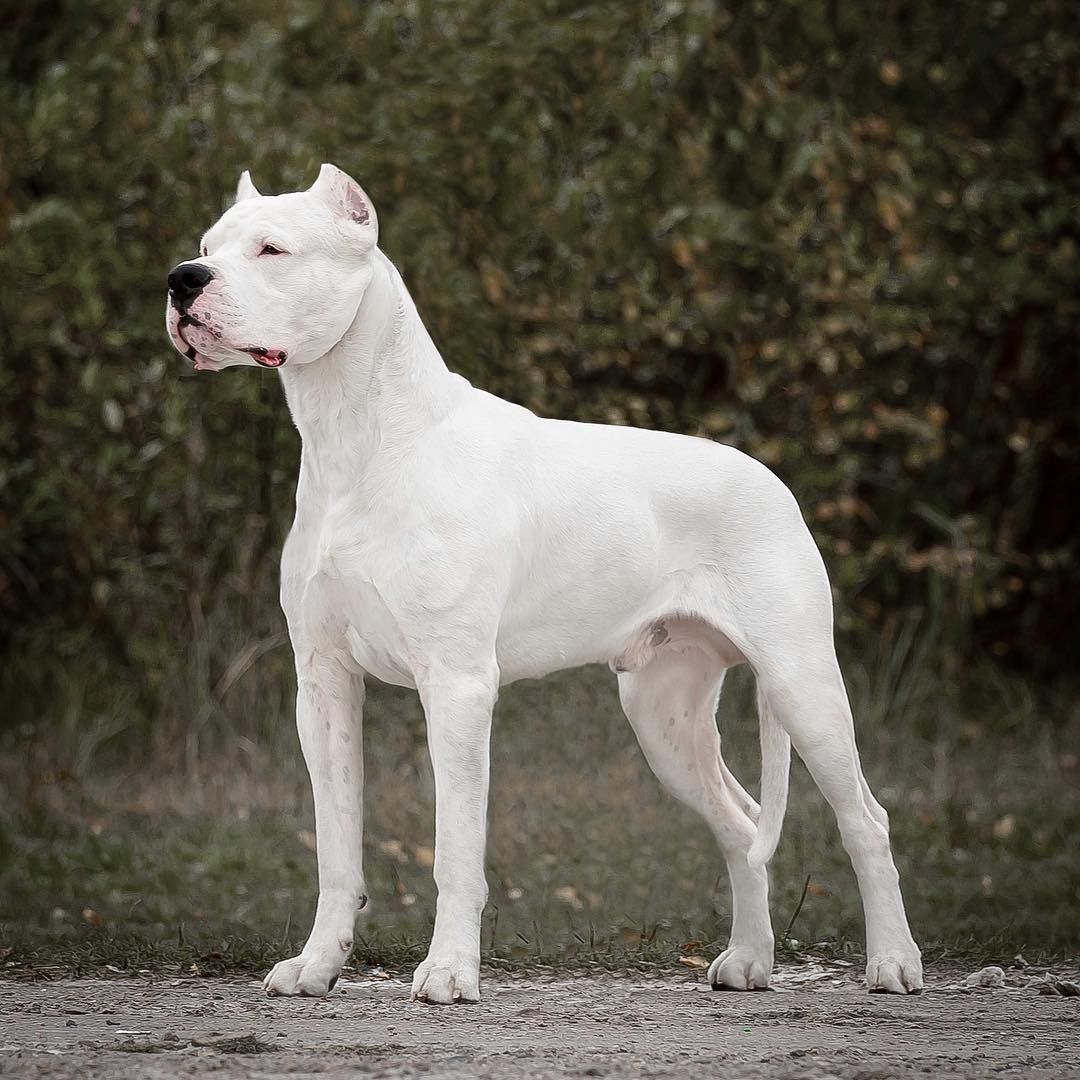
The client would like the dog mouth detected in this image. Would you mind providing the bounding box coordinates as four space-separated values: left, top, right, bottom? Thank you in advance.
175 312 287 369
245 346 288 368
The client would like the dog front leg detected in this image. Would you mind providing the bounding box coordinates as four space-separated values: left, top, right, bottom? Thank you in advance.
264 658 365 997
411 672 496 1004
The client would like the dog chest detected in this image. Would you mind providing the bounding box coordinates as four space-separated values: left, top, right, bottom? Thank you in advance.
344 620 415 688
280 514 414 686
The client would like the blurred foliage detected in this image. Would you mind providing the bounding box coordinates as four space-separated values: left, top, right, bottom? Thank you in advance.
1 0 1078 735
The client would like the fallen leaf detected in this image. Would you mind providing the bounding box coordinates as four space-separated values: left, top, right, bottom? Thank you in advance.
678 955 709 969
992 814 1015 840
553 885 583 909
378 839 409 863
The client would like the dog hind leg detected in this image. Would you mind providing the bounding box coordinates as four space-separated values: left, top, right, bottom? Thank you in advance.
755 657 923 993
618 643 774 990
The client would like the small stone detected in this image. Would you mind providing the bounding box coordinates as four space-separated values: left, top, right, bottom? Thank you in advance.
964 966 1006 988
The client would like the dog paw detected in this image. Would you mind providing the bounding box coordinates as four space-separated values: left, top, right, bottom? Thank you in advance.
708 945 774 991
410 953 480 1004
263 953 343 997
867 952 923 994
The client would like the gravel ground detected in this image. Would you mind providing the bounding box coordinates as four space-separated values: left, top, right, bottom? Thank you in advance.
1 963 1078 1079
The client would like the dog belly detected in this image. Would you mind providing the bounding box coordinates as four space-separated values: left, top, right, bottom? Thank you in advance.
495 624 615 683
494 561 664 683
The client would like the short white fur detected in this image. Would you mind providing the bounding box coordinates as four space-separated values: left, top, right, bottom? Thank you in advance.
166 164 923 1003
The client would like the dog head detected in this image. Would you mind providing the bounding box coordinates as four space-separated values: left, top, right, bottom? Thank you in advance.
165 164 379 371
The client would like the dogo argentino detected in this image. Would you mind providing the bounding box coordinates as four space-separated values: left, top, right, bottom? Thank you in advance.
165 164 923 1003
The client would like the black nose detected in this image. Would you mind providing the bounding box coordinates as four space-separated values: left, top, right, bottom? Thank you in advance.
167 261 214 310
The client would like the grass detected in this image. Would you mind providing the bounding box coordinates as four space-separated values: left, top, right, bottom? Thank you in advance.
1 625 1078 980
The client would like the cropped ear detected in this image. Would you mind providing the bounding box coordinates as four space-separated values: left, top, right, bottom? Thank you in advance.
235 169 261 202
309 163 378 242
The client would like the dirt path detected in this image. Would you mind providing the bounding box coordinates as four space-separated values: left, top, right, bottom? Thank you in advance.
1 964 1078 1079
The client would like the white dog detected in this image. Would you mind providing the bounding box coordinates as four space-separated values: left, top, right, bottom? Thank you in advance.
165 164 923 1003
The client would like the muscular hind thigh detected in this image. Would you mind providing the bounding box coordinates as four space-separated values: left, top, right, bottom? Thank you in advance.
617 650 756 854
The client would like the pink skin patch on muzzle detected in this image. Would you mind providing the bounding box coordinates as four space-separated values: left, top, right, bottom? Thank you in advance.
168 306 288 371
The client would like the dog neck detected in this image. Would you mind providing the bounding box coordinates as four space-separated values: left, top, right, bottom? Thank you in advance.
278 249 464 493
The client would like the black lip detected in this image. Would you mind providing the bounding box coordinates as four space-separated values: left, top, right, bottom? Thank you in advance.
175 314 202 361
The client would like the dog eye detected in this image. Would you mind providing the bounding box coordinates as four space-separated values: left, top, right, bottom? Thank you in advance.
260 243 286 256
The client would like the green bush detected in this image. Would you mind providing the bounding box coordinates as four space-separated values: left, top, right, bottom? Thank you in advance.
1 0 1077 736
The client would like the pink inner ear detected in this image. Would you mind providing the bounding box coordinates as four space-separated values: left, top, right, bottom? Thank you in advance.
344 185 370 225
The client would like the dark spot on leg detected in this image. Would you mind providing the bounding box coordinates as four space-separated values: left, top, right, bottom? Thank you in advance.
327 975 339 992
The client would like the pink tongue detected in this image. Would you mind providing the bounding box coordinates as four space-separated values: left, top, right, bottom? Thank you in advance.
253 348 287 368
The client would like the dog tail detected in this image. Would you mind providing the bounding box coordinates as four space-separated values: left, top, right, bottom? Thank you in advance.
747 683 790 869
